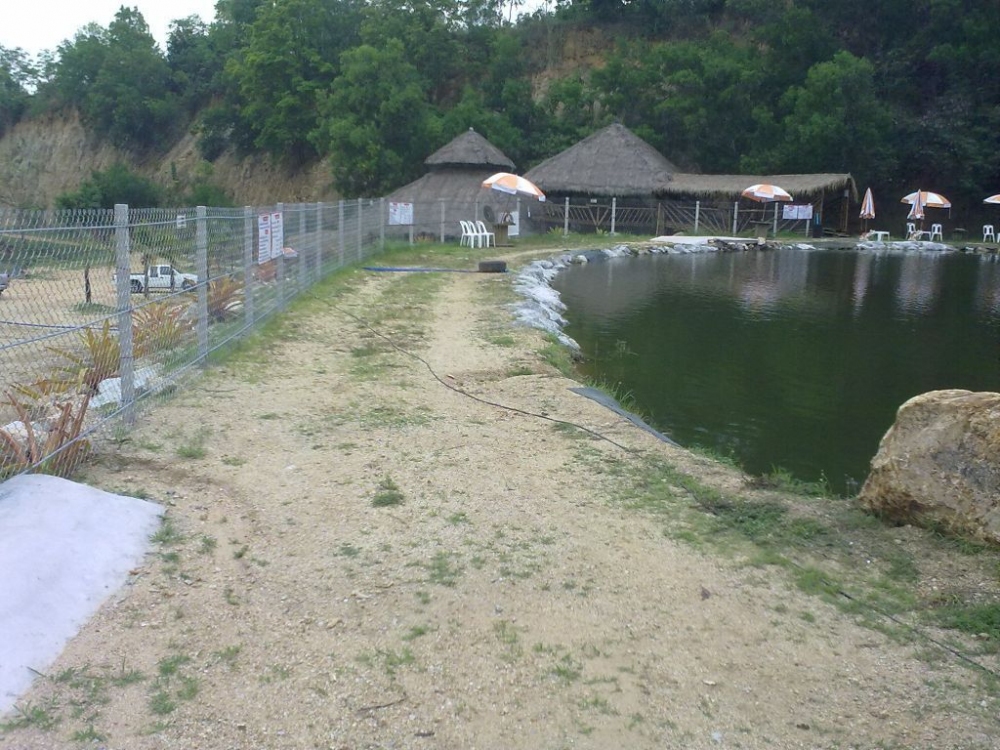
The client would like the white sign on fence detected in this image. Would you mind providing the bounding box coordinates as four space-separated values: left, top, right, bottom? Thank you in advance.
271 211 284 254
257 213 272 263
389 202 414 226
257 210 285 263
175 213 187 229
782 204 814 220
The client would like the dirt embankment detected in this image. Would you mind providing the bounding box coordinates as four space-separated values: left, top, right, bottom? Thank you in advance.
0 254 997 750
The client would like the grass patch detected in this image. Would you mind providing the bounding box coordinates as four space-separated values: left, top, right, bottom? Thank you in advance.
372 476 404 507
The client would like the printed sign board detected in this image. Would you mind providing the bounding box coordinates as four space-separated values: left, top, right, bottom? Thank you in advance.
389 202 414 226
782 204 814 220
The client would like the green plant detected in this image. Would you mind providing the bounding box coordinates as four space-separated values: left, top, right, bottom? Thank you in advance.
133 300 193 354
207 276 245 323
372 476 404 507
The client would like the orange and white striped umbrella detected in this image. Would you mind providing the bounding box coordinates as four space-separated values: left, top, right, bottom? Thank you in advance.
901 190 951 209
859 187 875 219
741 183 793 202
482 173 546 202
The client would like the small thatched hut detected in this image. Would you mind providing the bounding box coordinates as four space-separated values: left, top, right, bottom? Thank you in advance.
387 128 516 239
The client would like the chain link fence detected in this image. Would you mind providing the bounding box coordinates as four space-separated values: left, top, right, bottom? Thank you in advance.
0 200 384 480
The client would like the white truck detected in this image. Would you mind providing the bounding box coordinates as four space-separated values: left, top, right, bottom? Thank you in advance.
116 264 198 294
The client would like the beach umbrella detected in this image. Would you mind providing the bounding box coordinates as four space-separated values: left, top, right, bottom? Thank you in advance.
900 190 951 209
984 194 1000 204
741 183 793 203
482 172 546 202
859 187 876 220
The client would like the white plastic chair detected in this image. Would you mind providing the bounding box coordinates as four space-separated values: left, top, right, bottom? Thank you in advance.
906 222 916 238
984 224 996 243
930 223 943 241
476 220 496 248
459 220 475 247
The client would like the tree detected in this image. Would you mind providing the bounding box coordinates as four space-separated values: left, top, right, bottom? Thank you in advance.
40 9 177 151
0 46 37 137
312 41 441 196
743 52 893 187
225 0 364 162
55 164 162 209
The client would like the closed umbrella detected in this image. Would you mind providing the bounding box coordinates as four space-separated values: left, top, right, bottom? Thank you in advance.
860 187 875 232
860 187 875 219
907 190 925 223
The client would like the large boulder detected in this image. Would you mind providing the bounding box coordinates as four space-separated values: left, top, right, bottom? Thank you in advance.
858 389 1000 544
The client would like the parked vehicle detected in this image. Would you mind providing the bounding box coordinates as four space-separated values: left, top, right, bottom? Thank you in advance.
114 264 198 294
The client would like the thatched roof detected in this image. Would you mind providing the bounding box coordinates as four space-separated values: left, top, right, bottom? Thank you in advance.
661 173 858 202
388 169 497 206
424 128 515 171
525 123 679 197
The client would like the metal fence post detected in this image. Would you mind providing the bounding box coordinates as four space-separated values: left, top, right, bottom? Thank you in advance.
338 200 345 268
732 202 739 235
316 202 324 279
299 203 308 287
564 197 570 236
357 199 363 261
611 197 617 235
276 202 285 310
114 204 136 424
440 200 446 243
380 197 386 251
196 206 209 363
694 201 700 233
243 205 254 328
773 203 779 237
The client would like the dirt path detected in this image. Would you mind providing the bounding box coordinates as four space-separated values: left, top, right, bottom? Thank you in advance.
1 258 996 749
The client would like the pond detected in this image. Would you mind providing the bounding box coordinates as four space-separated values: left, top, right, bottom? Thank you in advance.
547 245 1000 496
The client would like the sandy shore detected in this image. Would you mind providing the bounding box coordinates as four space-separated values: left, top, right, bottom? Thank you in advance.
1 248 997 749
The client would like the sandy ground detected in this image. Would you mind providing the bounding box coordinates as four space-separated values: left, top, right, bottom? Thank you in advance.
1 252 997 749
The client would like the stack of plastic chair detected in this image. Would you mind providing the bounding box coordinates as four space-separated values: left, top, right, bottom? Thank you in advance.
984 225 996 243
930 224 943 241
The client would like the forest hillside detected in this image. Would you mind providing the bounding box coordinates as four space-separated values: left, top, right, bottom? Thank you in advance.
1 1 998 224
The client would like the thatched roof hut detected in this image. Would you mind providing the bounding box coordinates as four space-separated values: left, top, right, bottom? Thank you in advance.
661 173 857 202
525 122 855 202
387 128 517 239
524 123 679 197
424 128 515 171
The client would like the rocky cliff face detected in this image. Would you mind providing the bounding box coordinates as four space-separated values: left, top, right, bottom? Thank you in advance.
0 112 339 209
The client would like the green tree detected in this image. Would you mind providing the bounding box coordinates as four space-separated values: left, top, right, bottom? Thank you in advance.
40 9 177 151
225 0 363 162
313 40 441 196
0 46 37 137
743 52 893 186
55 164 162 209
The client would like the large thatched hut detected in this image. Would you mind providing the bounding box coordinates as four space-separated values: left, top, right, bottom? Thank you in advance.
524 122 678 198
525 122 856 236
387 128 516 240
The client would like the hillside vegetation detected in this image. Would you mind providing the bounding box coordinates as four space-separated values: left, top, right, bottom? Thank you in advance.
1 0 998 217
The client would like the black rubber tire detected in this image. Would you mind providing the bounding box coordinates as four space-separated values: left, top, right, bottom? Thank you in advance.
182 279 196 290
478 260 507 274
130 279 143 294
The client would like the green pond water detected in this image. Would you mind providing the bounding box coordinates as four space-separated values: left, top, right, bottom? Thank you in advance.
552 247 1000 496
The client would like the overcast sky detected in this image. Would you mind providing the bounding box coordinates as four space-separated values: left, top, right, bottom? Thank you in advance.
4 1 552 59
4 1 220 57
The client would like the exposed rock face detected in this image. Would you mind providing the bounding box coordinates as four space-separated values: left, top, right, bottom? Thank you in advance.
858 389 1000 544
